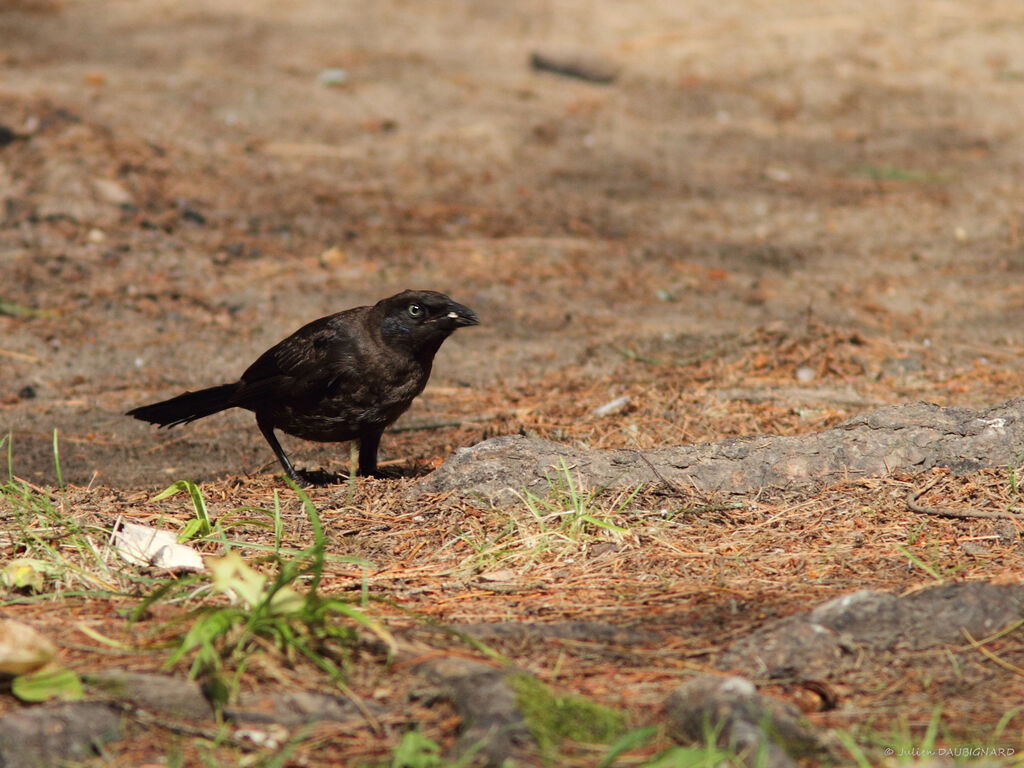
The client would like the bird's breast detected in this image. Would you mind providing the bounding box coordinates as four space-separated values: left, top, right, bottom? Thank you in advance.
266 356 429 443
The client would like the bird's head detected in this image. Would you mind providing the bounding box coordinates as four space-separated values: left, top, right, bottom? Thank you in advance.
378 290 479 351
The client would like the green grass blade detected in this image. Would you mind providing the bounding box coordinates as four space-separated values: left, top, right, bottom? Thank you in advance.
832 730 874 768
153 480 212 537
52 429 63 491
597 725 658 768
893 544 943 581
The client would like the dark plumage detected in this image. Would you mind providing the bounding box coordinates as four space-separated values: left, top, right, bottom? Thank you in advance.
127 290 479 485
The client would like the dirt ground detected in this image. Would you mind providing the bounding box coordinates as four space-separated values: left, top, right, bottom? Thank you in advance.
4 0 1024 765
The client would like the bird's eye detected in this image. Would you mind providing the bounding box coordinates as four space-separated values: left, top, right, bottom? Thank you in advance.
407 303 423 318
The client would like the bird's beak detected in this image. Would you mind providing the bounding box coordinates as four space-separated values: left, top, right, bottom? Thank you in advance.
442 302 480 328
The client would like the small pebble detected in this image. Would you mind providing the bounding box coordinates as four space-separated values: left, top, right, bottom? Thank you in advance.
796 366 816 383
93 178 133 206
592 395 631 417
235 728 285 750
317 68 349 87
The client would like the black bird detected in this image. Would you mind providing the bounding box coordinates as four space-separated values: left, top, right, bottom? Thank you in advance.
127 290 479 486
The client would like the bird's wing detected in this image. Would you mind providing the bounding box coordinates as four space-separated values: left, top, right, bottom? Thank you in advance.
233 312 366 405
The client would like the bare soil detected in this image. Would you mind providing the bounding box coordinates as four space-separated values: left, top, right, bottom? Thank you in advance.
3 0 1024 765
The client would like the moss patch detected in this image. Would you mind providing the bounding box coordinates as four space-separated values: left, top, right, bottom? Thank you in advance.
506 672 626 756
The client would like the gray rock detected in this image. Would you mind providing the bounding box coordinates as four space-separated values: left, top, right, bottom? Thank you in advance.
812 582 1024 650
721 616 850 680
417 657 535 766
0 701 122 768
86 670 213 720
666 675 823 768
722 582 1024 678
226 689 376 726
417 399 1024 503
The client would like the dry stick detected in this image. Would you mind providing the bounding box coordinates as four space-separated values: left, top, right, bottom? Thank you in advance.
335 523 392 538
112 702 249 746
635 452 746 514
0 347 41 362
962 628 1024 676
954 617 1024 651
906 476 1019 520
636 451 687 495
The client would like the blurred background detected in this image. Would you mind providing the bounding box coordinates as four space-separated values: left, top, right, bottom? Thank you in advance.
3 0 1024 485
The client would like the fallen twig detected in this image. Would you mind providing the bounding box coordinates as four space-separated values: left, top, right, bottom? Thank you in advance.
906 477 1019 520
636 451 688 496
962 628 1024 677
0 347 41 362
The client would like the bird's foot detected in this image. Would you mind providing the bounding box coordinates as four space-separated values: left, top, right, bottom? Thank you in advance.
361 466 401 479
287 468 348 488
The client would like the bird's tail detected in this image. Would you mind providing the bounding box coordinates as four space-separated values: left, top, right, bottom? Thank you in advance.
127 383 239 428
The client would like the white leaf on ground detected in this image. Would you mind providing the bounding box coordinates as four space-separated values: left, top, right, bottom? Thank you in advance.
114 522 204 573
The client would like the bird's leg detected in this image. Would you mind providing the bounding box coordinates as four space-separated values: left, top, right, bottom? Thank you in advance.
345 441 358 505
358 428 384 476
257 414 309 487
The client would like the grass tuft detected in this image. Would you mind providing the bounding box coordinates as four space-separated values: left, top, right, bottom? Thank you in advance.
156 478 394 708
1 433 121 596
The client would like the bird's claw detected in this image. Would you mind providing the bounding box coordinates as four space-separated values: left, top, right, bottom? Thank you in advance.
287 468 347 488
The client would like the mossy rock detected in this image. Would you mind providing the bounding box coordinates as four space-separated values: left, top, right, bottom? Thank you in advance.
507 672 626 757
